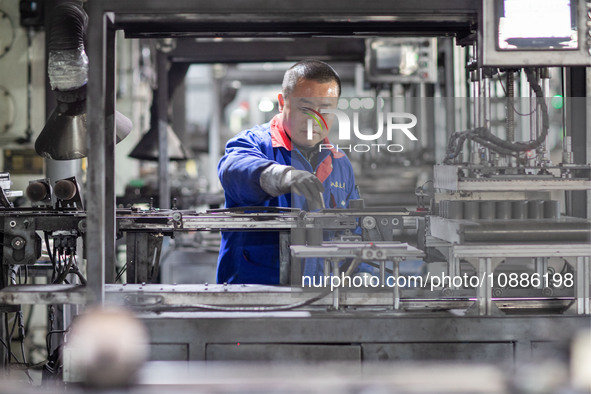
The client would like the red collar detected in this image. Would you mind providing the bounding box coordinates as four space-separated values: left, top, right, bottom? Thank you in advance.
270 114 344 158
270 115 292 150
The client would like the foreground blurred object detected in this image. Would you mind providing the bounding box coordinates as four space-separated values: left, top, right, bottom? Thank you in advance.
62 307 149 388
35 2 131 160
571 329 591 391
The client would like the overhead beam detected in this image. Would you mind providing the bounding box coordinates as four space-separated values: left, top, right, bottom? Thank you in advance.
169 38 365 64
94 0 478 17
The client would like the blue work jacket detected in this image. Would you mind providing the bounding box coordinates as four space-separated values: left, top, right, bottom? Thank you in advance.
217 114 360 284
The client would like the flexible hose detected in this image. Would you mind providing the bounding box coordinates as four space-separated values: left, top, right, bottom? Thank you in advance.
48 3 87 51
47 2 88 92
444 68 549 163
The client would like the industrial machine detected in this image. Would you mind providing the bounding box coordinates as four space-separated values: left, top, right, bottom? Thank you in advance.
0 0 589 391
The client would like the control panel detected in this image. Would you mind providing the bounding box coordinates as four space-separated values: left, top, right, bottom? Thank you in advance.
365 37 437 84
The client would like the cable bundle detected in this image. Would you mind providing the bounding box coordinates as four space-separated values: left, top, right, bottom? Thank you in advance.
444 69 549 164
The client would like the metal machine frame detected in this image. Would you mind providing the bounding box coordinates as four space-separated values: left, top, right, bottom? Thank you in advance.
83 0 480 303
0 0 589 370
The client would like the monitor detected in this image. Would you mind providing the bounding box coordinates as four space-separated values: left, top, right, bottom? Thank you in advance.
480 0 591 66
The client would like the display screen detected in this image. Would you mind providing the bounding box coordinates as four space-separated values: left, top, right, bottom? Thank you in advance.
496 0 578 50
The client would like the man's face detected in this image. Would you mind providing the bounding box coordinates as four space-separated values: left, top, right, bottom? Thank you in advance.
278 79 339 147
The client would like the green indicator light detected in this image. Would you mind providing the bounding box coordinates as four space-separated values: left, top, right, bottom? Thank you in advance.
129 179 145 188
551 94 564 110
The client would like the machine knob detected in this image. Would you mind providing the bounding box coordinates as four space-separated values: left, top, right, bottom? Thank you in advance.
361 216 376 230
172 212 182 222
11 236 25 250
78 219 87 233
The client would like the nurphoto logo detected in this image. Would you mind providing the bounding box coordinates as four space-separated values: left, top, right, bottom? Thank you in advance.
306 107 419 153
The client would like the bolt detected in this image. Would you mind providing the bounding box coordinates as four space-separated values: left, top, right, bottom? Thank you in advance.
441 288 453 297
11 237 25 250
9 221 16 228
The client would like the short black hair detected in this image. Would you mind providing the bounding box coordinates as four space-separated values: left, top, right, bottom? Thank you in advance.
282 59 341 97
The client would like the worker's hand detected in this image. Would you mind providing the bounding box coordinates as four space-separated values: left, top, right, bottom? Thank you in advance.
281 169 325 210
260 164 325 210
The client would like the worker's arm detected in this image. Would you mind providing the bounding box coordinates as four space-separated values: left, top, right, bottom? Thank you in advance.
218 129 324 208
218 130 277 206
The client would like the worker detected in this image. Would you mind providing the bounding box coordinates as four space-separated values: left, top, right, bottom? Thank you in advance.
217 59 366 284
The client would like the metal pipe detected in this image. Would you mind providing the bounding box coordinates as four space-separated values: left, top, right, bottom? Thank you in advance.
104 20 116 284
479 200 495 220
462 222 591 243
506 71 515 142
575 257 590 314
209 76 222 192
157 52 170 209
483 71 491 162
392 259 400 310
527 200 543 219
534 257 547 290
86 4 108 305
332 261 339 310
528 69 537 166
540 68 551 163
464 200 479 220
448 200 463 219
543 200 560 219
470 69 480 164
511 200 527 220
477 258 493 315
495 200 511 220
